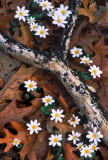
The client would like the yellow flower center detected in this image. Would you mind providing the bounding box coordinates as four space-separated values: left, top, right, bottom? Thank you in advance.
92 133 97 139
53 138 58 142
78 145 82 149
40 30 45 34
92 145 96 150
55 113 59 117
72 119 76 123
93 69 97 74
30 19 33 22
32 125 36 130
88 87 92 91
74 50 79 54
46 98 50 103
14 140 18 144
28 83 33 88
61 10 66 15
84 149 89 154
84 59 89 63
43 3 47 7
73 136 76 139
52 12 54 16
57 19 61 23
19 12 23 16
33 25 36 29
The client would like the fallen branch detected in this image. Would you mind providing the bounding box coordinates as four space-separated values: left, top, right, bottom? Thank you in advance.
0 0 108 145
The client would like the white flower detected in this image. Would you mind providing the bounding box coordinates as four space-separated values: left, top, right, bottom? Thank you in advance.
35 25 49 38
47 9 56 17
80 145 93 158
42 95 54 106
89 143 99 151
39 0 53 11
86 127 103 145
70 47 83 58
50 109 65 123
12 138 21 146
88 65 102 79
24 80 37 92
15 6 29 22
76 142 84 150
29 22 38 31
87 85 96 93
49 134 62 147
68 114 80 128
55 4 72 18
34 0 41 3
67 130 81 145
52 14 67 28
80 56 93 65
27 16 35 24
26 119 42 135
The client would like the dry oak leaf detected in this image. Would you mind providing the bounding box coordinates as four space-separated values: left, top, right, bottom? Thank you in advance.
45 148 54 160
0 121 35 160
0 13 15 31
99 144 108 160
92 36 108 79
0 65 37 104
97 78 108 113
77 2 98 23
63 143 81 160
13 22 34 48
0 99 34 132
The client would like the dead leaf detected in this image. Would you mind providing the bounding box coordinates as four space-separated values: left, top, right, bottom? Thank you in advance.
92 36 108 78
0 65 37 104
45 148 54 160
63 143 81 160
13 22 34 48
99 144 108 160
0 99 34 132
77 2 98 23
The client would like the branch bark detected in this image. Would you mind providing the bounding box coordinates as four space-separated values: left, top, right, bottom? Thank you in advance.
0 0 108 145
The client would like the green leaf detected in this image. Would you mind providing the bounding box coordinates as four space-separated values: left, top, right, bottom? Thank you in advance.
32 2 39 9
55 141 63 158
41 106 46 112
79 72 91 80
45 110 51 115
80 156 85 160
86 54 90 58
10 20 17 27
33 88 37 92
24 93 30 100
104 34 108 45
16 143 22 150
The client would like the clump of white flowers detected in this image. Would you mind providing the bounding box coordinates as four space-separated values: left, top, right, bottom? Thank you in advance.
14 1 72 40
67 130 81 145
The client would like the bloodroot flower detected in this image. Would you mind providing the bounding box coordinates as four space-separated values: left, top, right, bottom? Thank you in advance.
80 145 93 158
26 119 42 135
24 80 37 92
42 95 54 106
49 134 62 147
15 6 29 22
12 138 21 146
70 47 83 58
68 114 80 128
86 127 103 145
67 130 81 145
50 109 65 123
88 65 102 79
